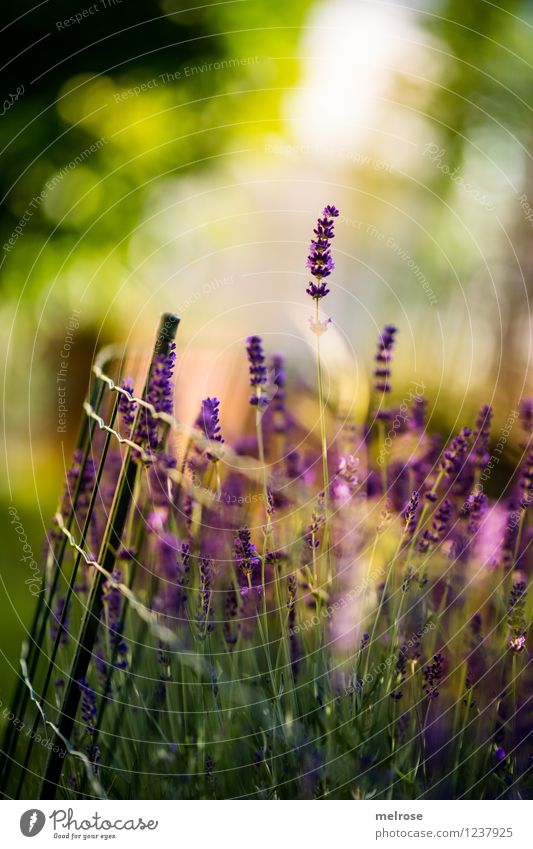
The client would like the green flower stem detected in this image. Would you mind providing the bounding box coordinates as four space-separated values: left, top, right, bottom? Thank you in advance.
314 299 332 585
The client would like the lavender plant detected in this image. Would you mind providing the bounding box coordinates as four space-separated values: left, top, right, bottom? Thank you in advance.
2 213 533 803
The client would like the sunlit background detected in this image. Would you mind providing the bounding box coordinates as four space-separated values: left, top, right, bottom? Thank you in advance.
1 0 533 698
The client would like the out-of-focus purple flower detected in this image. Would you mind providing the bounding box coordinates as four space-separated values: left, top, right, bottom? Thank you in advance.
439 428 472 478
51 449 97 553
475 502 506 567
287 573 299 678
306 205 340 300
359 632 370 651
197 557 214 636
78 677 97 729
270 354 289 433
507 579 527 653
305 491 326 549
56 448 83 525
332 454 359 504
418 498 452 553
286 450 301 480
195 396 224 460
501 499 521 570
154 531 179 579
181 542 191 586
460 491 488 535
519 450 533 509
519 398 533 438
374 325 398 410
410 395 427 430
102 569 128 671
152 532 187 621
119 378 137 437
246 335 269 409
471 405 492 469
223 585 239 648
454 491 488 561
391 646 407 700
148 453 177 512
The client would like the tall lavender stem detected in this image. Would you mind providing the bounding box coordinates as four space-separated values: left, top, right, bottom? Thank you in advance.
306 205 339 585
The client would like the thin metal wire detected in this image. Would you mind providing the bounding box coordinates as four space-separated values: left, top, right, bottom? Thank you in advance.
54 513 179 645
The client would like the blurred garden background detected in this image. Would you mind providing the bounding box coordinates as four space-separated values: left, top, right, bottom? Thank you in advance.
1 0 533 708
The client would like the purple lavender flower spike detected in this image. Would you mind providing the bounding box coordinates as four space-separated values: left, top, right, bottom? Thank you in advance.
439 427 472 478
102 569 128 670
234 527 260 580
195 396 224 460
136 341 176 452
78 678 97 729
51 449 96 545
418 498 452 553
402 490 419 538
271 354 289 433
305 492 326 549
246 335 269 409
197 556 214 636
460 491 488 535
306 205 340 299
287 573 299 678
77 679 100 771
391 647 407 700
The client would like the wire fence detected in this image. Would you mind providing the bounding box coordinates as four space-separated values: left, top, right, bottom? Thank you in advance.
0 313 190 799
